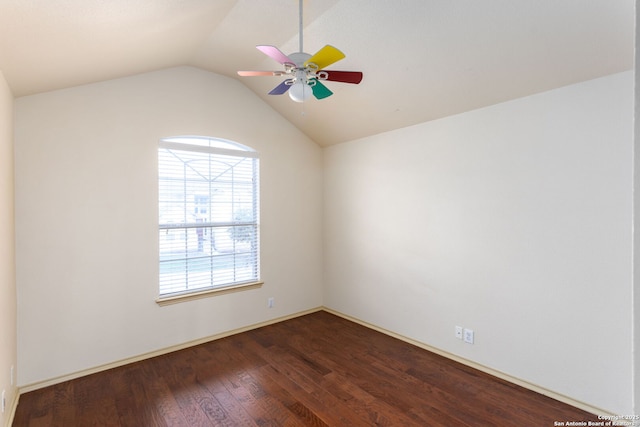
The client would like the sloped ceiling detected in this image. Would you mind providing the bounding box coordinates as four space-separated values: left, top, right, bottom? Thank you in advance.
0 0 634 146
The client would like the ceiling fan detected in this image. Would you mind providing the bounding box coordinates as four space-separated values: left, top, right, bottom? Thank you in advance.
237 0 363 103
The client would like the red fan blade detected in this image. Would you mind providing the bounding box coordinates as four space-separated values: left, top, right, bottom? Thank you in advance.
322 70 363 84
268 80 292 95
238 71 286 77
256 45 294 65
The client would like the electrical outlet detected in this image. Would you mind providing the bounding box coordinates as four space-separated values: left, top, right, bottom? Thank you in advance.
268 297 274 308
463 328 474 344
455 326 463 339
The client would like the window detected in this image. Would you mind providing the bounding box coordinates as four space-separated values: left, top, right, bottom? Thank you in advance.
158 136 260 299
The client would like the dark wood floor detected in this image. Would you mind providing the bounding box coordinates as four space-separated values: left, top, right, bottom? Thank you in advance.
13 310 600 426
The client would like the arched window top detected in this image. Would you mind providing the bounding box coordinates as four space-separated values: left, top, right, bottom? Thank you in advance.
161 136 255 153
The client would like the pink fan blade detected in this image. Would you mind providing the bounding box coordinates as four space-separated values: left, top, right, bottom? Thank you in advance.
323 70 363 84
237 71 286 77
268 80 292 95
256 45 294 65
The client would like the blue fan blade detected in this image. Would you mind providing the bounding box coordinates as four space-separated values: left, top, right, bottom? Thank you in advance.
268 80 292 95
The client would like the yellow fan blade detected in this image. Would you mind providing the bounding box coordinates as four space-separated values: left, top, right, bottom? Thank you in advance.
304 45 345 70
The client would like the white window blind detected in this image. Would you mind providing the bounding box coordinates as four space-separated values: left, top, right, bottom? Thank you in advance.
158 137 259 297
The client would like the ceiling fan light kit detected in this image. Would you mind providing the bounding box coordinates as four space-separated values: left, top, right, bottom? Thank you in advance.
289 80 312 102
237 0 363 103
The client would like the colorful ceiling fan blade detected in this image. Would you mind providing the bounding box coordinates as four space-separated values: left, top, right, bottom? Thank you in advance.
268 80 292 95
304 45 345 69
311 80 333 99
238 71 286 77
256 45 295 65
322 70 363 84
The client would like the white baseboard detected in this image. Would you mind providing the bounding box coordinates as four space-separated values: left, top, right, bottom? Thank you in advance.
5 391 19 427
322 307 613 417
19 307 323 394
16 306 612 418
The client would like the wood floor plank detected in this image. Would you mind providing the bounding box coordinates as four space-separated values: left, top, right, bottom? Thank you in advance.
188 344 263 426
50 384 75 425
155 356 212 426
13 311 603 426
203 343 306 426
245 338 364 426
256 363 359 426
125 364 171 427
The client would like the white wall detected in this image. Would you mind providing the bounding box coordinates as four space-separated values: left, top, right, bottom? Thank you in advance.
14 66 323 387
324 71 634 414
0 71 17 427
13 64 635 414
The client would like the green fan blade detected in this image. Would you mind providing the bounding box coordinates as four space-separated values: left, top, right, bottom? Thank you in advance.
311 80 333 100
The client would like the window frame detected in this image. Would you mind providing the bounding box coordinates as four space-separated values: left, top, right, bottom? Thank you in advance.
156 136 262 305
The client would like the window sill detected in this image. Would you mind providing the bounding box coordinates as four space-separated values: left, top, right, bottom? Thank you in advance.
156 281 263 306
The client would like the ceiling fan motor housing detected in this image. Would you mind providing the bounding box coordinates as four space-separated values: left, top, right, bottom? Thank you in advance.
288 52 311 68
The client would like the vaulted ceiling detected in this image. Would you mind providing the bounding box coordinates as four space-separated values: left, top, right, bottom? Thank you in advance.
0 0 634 146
